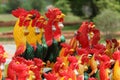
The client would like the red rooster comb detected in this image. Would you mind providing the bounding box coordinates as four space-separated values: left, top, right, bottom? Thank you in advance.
28 9 41 27
28 9 40 19
99 55 110 62
113 50 120 61
12 8 28 18
45 8 62 19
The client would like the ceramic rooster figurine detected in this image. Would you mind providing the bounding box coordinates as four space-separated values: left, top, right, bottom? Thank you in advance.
12 8 35 59
0 44 7 80
75 22 101 77
44 8 65 63
25 9 41 50
12 8 28 56
105 39 119 58
76 22 100 48
22 10 41 60
112 50 120 80
34 16 48 60
7 57 29 80
7 57 44 80
98 55 111 80
45 8 65 46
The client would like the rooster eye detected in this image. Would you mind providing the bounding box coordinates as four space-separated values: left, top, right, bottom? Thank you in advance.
30 14 36 19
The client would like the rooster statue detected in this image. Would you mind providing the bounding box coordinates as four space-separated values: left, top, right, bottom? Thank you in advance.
34 15 48 60
0 44 7 80
12 8 45 60
7 57 44 80
12 8 29 56
112 50 120 80
44 8 65 64
22 9 41 60
12 8 35 59
98 55 111 80
75 22 101 78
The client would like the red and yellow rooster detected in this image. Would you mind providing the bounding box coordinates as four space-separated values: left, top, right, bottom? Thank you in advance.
12 8 28 56
0 44 7 79
112 50 120 80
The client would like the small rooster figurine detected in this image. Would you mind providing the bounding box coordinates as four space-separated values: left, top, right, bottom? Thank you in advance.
112 50 120 80
7 57 44 80
0 44 7 80
98 55 111 80
25 9 41 50
105 39 119 58
22 9 41 60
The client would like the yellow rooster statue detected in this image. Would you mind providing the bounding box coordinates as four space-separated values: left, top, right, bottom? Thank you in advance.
12 8 28 56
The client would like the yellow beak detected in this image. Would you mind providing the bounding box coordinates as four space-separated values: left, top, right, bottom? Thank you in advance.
26 14 33 20
3 52 8 58
60 13 65 18
56 13 65 19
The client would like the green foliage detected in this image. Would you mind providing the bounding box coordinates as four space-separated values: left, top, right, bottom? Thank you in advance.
30 0 46 11
95 0 120 12
93 9 120 39
6 0 21 13
64 13 81 23
54 0 71 14
69 0 120 19
0 3 8 13
62 25 80 31
69 0 98 18
20 0 33 10
5 0 46 13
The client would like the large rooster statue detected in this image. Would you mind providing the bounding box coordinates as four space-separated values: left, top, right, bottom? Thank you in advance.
44 8 65 46
44 8 65 63
12 8 28 56
21 9 41 60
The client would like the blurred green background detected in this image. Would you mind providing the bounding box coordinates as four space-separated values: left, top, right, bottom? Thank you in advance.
0 0 120 42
